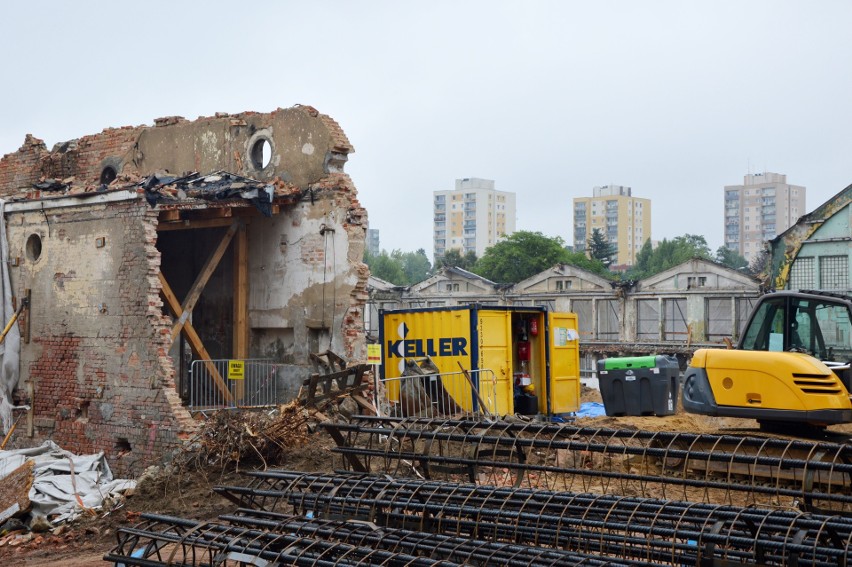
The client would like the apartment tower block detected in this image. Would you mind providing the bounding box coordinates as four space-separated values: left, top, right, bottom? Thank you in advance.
724 172 806 262
573 185 651 266
433 178 516 261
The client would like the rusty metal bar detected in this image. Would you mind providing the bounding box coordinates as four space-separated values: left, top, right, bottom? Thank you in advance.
215 471 852 567
106 512 644 566
319 417 852 513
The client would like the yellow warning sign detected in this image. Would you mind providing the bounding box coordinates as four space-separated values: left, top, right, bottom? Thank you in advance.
367 344 382 365
228 360 245 380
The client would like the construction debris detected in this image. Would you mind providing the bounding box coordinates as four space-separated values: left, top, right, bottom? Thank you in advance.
0 441 134 527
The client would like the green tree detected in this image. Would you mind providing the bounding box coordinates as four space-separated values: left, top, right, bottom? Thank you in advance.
748 248 771 280
564 250 612 277
364 249 406 284
473 231 573 283
714 246 749 270
364 248 432 285
400 248 432 284
587 228 617 267
439 248 478 271
627 234 712 279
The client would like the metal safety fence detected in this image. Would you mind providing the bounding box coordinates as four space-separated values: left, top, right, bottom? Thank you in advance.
188 359 278 411
379 368 498 419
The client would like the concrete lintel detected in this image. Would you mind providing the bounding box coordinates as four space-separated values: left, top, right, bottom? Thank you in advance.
3 190 140 213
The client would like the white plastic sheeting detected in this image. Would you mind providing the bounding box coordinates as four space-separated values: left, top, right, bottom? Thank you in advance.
0 441 135 524
0 200 21 433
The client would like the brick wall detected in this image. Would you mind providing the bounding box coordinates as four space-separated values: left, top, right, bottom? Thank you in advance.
9 199 193 475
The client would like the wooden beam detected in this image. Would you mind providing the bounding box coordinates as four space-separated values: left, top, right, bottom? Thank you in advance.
159 273 233 404
232 222 249 359
193 207 233 220
158 217 239 232
156 205 279 232
234 204 279 218
170 222 239 343
232 222 249 402
158 209 181 222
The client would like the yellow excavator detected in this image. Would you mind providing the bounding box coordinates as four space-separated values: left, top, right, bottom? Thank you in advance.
682 290 852 428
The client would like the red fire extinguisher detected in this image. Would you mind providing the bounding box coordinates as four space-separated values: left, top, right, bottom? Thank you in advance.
529 318 539 337
517 340 530 361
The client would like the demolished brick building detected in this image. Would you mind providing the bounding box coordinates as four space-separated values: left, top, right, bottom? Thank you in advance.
0 106 369 474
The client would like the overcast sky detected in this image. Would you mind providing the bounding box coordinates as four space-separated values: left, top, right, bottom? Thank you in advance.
2 2 851 257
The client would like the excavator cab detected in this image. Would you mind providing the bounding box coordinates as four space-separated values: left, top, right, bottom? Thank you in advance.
683 290 852 426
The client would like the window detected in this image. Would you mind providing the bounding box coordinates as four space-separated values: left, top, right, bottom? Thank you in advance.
555 280 572 291
819 256 848 290
706 298 732 342
596 299 620 339
637 299 660 340
788 257 814 290
687 276 707 288
663 299 688 341
572 300 593 339
736 297 758 338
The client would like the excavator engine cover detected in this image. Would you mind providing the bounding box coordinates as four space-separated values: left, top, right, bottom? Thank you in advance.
683 348 852 425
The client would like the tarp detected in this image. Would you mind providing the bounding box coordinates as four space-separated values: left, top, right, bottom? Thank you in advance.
0 441 135 524
0 199 20 433
575 401 606 418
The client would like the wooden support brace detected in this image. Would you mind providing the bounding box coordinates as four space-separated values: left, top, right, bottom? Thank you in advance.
170 222 239 343
159 273 234 404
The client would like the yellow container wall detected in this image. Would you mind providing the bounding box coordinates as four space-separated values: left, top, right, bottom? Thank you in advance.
546 312 581 413
383 309 475 410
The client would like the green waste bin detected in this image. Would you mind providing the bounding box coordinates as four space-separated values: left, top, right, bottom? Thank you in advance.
597 355 679 417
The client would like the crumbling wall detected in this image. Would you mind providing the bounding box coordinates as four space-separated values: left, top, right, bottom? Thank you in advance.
6 199 192 474
0 106 369 473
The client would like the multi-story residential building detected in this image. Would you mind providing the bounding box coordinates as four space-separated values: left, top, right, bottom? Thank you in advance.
366 228 380 256
573 185 651 266
433 178 516 261
724 172 806 263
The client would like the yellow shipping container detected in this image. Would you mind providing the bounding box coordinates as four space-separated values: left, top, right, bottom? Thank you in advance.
380 305 580 416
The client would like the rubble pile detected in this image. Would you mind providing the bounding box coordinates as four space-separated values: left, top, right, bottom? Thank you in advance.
181 401 317 470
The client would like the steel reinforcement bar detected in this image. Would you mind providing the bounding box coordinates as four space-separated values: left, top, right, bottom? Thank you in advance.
220 509 661 567
214 470 852 567
105 512 650 567
105 513 458 567
320 416 852 513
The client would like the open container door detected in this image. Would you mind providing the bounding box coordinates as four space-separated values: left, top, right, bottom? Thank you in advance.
546 312 581 414
476 309 513 415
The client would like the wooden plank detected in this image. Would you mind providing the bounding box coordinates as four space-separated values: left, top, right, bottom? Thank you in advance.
159 273 234 404
232 222 248 357
193 208 233 220
234 204 279 217
158 217 238 232
170 222 238 342
158 209 181 222
232 222 248 402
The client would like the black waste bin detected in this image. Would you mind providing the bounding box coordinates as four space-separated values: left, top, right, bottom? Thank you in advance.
597 355 679 417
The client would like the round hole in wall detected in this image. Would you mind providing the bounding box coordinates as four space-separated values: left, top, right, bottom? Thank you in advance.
250 137 272 170
26 233 42 262
100 166 117 185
